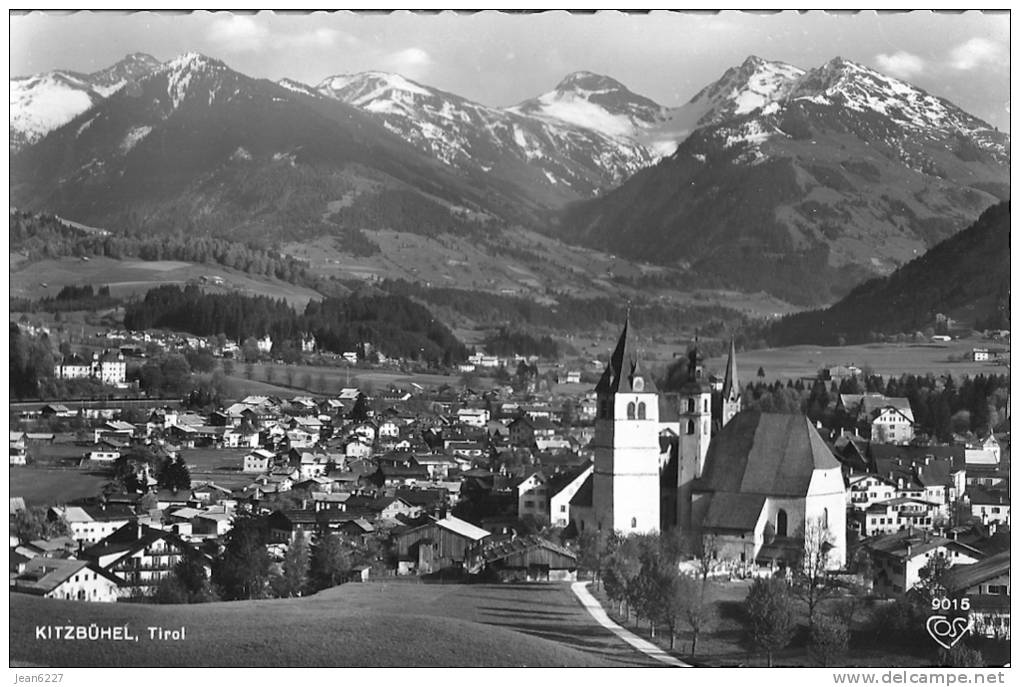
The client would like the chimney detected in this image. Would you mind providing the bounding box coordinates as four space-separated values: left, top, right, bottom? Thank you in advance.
906 543 912 558
898 477 904 489
917 466 923 477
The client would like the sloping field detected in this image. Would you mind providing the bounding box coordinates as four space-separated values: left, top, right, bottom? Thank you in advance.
702 339 1008 383
10 257 322 308
11 582 661 667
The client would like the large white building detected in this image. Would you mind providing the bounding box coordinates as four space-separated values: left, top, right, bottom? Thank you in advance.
53 351 126 387
571 318 661 535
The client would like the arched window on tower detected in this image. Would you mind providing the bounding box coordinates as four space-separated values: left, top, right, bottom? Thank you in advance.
704 398 709 413
823 508 829 530
627 401 636 419
686 420 695 435
637 402 646 419
687 398 695 413
631 517 637 529
776 509 788 538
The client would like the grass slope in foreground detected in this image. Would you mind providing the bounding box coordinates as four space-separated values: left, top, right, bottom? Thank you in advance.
11 582 654 667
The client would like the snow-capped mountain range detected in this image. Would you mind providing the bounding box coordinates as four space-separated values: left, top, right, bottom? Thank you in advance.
10 51 1009 305
303 69 657 198
559 56 1009 305
10 53 160 151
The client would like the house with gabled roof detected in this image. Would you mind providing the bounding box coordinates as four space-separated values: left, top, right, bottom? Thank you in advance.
10 431 27 465
13 557 122 602
82 522 199 596
838 393 915 444
49 504 136 545
243 448 276 474
862 528 984 596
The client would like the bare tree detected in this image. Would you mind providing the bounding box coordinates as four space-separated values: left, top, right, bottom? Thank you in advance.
674 572 718 656
792 518 841 629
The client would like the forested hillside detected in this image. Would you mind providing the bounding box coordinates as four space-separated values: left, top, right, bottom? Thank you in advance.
763 201 1010 345
123 285 468 365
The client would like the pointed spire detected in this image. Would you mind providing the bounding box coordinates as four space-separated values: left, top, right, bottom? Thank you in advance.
723 338 740 402
595 315 656 394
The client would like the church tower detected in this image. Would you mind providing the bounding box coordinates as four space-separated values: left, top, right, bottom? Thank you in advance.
590 317 661 534
676 342 712 532
721 338 742 427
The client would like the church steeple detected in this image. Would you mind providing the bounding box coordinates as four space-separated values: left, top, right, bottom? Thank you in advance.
721 338 742 427
584 315 661 535
722 338 739 402
596 315 657 394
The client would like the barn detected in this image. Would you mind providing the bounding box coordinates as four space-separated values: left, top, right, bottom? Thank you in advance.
476 535 579 582
392 515 490 575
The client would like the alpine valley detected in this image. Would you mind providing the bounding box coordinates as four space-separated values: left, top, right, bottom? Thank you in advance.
9 51 1010 319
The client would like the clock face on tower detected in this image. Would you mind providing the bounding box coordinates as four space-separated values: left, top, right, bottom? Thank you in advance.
633 377 644 391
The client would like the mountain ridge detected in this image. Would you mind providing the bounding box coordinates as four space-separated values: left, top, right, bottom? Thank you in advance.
762 201 1010 345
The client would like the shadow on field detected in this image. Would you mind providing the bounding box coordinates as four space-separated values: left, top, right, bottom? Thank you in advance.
477 603 656 667
478 605 571 618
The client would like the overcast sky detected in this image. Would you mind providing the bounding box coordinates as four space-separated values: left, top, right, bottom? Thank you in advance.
10 10 1011 131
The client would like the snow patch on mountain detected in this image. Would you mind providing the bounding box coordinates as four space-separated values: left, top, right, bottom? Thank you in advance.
510 93 638 138
10 74 98 148
277 78 317 97
159 52 228 110
120 125 152 153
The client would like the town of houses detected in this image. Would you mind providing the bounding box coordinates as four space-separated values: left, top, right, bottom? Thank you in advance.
9 320 1010 641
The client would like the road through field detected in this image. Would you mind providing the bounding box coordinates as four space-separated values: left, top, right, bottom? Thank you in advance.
571 581 689 667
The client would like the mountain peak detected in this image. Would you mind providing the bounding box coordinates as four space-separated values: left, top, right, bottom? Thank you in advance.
162 52 226 73
120 52 160 66
316 71 435 112
555 71 628 93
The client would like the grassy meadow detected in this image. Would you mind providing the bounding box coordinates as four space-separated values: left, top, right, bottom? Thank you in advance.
10 257 322 308
11 582 662 667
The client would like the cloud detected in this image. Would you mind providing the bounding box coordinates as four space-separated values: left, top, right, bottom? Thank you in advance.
949 38 1005 71
279 27 350 49
383 47 434 77
875 51 925 79
206 15 269 53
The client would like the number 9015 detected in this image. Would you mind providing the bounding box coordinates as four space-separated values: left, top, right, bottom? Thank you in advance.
931 597 970 611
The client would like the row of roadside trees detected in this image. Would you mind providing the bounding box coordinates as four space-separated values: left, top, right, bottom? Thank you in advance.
576 521 855 665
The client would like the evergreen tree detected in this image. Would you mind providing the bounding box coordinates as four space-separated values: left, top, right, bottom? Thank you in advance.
311 533 351 588
212 513 271 600
281 530 311 597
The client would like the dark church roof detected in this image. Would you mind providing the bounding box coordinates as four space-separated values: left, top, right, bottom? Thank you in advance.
702 492 766 531
569 474 594 508
595 318 657 394
696 411 840 497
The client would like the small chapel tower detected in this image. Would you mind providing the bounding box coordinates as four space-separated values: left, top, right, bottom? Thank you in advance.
676 342 712 531
590 317 661 534
721 338 742 428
